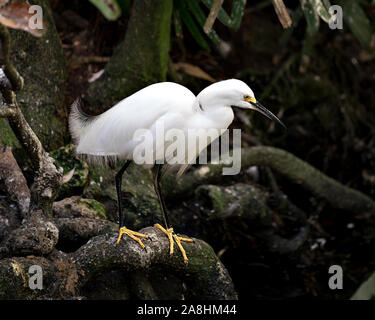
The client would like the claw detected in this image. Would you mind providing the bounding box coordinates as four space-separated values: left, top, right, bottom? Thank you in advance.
116 226 148 248
154 223 193 263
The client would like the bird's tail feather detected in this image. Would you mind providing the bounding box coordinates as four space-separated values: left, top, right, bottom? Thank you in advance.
69 98 95 145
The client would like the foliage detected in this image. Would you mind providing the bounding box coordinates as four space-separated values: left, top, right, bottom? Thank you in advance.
89 0 373 51
87 0 247 50
335 0 373 50
88 0 131 20
295 0 373 50
174 0 246 49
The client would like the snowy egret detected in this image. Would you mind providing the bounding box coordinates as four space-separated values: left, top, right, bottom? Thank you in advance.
69 79 285 263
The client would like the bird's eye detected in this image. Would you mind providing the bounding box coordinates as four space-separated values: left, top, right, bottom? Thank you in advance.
243 94 256 103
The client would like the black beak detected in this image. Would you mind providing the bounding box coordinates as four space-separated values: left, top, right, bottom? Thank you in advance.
250 101 286 130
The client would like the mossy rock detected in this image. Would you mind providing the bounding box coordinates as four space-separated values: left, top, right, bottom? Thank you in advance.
53 196 106 220
50 144 89 199
195 183 272 225
81 198 106 220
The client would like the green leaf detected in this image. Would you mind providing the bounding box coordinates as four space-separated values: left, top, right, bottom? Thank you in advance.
336 0 373 50
300 0 320 35
186 0 222 45
201 0 246 30
175 0 246 49
176 0 210 50
89 0 121 21
201 0 232 27
173 8 184 39
312 0 332 23
322 0 332 8
230 0 246 30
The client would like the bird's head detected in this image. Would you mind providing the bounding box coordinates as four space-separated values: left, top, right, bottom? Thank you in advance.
198 79 286 128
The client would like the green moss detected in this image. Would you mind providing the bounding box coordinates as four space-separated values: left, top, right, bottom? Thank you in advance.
0 120 19 147
206 185 228 215
80 198 107 220
185 242 217 271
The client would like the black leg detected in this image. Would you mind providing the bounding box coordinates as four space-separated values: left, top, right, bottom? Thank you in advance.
153 164 170 229
115 160 131 228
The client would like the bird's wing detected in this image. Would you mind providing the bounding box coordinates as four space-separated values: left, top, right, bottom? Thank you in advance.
74 82 196 159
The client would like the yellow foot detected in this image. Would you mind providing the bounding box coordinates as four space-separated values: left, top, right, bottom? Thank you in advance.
154 223 193 264
116 226 148 248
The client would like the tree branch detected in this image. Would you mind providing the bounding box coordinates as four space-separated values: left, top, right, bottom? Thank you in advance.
0 144 30 215
203 0 224 34
0 23 62 216
271 0 292 29
0 104 15 117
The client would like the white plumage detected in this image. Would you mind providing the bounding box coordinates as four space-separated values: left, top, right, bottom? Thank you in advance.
69 79 284 175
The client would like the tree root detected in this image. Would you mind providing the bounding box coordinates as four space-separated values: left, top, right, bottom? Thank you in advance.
72 227 237 300
0 23 63 218
164 147 375 214
56 217 117 244
0 144 30 215
1 210 59 258
0 226 237 299
196 183 309 255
